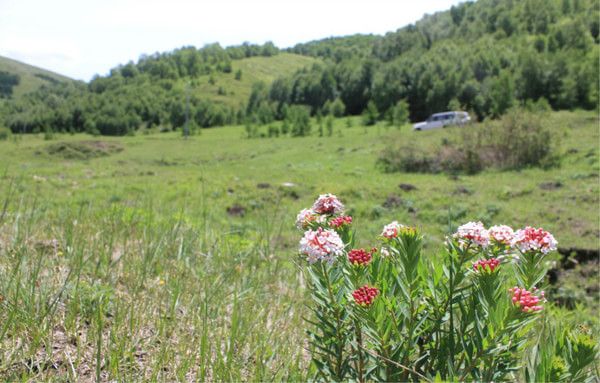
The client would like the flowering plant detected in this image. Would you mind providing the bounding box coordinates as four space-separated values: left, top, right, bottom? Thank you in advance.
297 194 597 382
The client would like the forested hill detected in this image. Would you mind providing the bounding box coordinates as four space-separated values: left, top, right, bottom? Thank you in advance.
0 44 316 135
263 0 598 122
0 0 598 136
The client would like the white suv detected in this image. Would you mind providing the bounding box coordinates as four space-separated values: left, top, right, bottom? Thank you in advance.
413 111 471 131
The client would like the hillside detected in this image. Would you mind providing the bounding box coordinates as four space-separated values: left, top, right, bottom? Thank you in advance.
0 55 74 98
0 45 318 135
181 53 318 108
271 0 599 121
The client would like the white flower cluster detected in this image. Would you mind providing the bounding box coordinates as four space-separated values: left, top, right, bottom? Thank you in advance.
488 225 514 245
295 208 325 230
381 221 404 239
512 227 558 254
299 228 345 263
454 221 490 248
297 194 347 263
451 222 557 255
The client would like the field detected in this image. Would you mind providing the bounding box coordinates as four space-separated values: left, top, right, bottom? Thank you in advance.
0 110 598 380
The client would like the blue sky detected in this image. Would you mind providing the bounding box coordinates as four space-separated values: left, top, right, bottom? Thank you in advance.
0 0 463 81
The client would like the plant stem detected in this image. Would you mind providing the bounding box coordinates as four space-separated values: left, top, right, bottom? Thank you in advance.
322 264 345 381
360 345 432 382
354 319 364 383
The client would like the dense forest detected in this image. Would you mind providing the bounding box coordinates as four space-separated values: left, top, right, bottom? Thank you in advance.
0 0 598 135
265 0 599 123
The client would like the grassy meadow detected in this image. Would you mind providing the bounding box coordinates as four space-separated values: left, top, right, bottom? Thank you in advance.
0 110 598 380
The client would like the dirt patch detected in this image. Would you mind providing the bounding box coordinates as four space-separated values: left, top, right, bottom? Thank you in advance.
226 204 246 217
453 186 473 195
257 183 271 189
399 183 417 192
557 247 599 269
382 194 403 209
46 141 123 160
539 181 563 190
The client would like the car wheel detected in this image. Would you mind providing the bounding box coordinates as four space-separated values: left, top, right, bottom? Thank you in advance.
415 128 421 131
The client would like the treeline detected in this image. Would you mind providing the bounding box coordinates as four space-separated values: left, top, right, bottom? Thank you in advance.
0 42 278 135
92 42 278 85
252 0 598 124
2 81 243 135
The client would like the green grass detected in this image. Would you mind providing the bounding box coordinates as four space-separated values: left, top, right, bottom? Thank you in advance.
0 110 597 380
0 55 75 98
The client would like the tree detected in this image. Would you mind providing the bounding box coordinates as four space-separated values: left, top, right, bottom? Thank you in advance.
392 99 410 127
287 105 311 137
326 116 334 136
329 98 346 117
362 101 379 126
246 82 269 115
489 70 515 117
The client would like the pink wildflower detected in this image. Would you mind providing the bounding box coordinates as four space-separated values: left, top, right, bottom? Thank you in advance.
509 286 545 313
352 285 380 306
454 221 490 248
296 209 317 230
312 194 345 215
381 221 403 239
299 227 345 263
512 227 557 254
489 225 514 245
473 258 500 273
380 247 391 257
330 215 353 229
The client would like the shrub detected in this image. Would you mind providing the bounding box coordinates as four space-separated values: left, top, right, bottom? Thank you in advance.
286 105 311 137
392 99 410 127
329 98 346 118
378 108 559 174
326 116 334 137
465 108 559 170
362 101 379 126
45 141 124 160
43 128 54 141
296 194 598 382
267 124 279 138
0 126 11 141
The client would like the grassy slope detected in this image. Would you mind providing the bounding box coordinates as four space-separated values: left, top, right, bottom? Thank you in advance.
0 55 74 98
178 53 318 108
0 110 597 380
